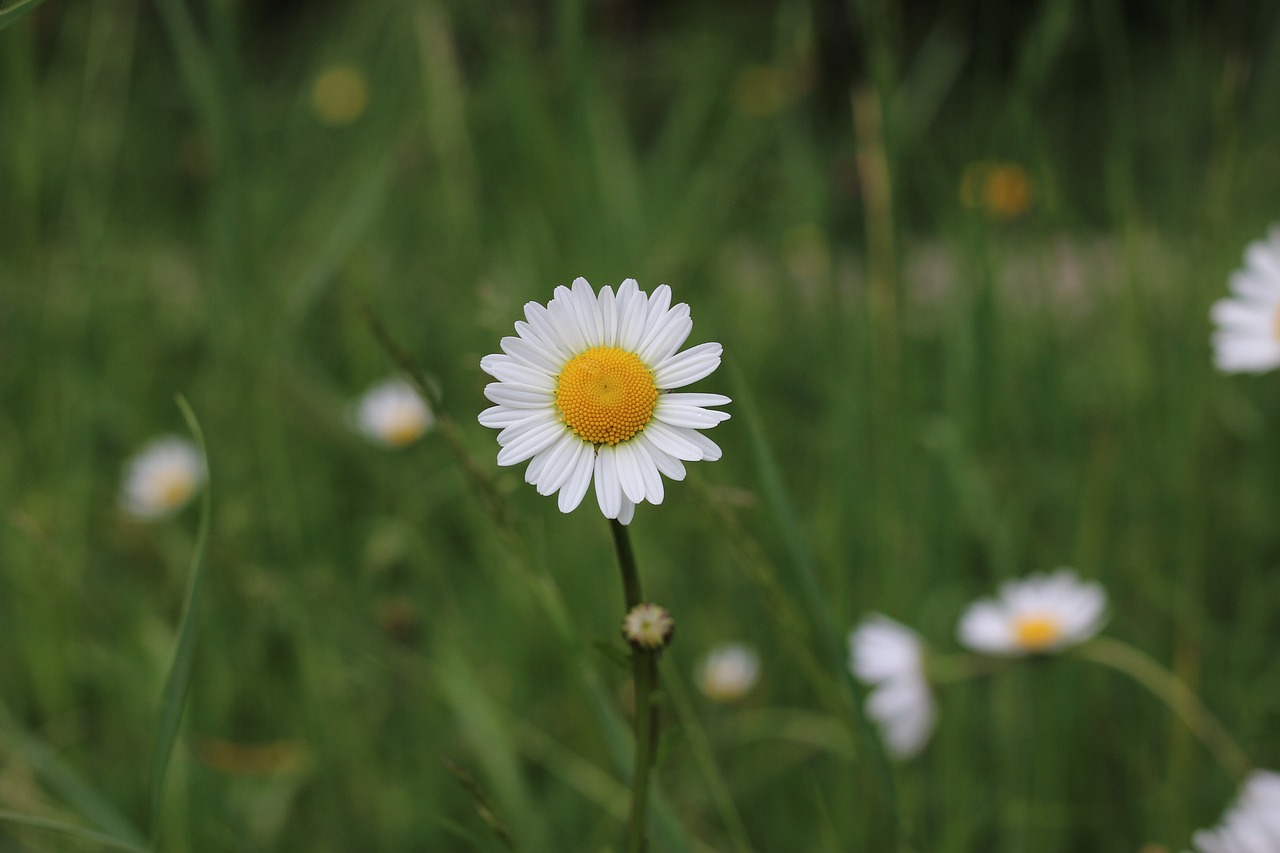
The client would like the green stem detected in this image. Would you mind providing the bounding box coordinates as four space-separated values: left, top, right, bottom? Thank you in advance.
1074 636 1252 782
609 519 659 853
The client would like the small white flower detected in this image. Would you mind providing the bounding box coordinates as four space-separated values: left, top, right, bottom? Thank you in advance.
696 643 760 702
957 568 1106 656
479 278 730 525
120 436 204 520
1211 225 1280 374
354 378 433 448
849 615 936 759
1187 770 1280 853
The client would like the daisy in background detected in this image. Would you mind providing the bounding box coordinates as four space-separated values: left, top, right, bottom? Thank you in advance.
1211 225 1280 374
1186 770 1280 853
120 436 204 521
696 643 760 702
958 568 1107 657
353 378 434 449
478 278 730 525
849 615 936 759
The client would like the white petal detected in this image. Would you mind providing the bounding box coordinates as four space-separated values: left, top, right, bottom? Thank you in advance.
653 400 731 429
629 439 665 504
484 359 556 390
639 284 672 343
496 420 565 466
636 435 686 481
594 446 623 518
535 433 585 496
683 429 723 462
617 285 650 352
641 420 704 461
637 308 693 366
654 342 723 388
496 411 558 444
598 285 619 348
571 277 604 342
478 406 529 428
523 301 574 359
612 441 647 504
616 498 636 525
957 600 1015 654
501 335 563 373
484 382 555 408
661 392 731 409
525 449 550 484
549 290 588 354
558 448 596 513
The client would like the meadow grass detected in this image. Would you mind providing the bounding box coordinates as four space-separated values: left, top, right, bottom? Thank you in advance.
2 0 1280 850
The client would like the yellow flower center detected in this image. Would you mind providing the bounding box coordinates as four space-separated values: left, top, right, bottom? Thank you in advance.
156 470 195 509
383 412 427 447
555 346 659 445
1012 614 1063 651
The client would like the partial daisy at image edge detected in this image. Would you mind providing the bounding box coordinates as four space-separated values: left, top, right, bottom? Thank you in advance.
1185 769 1280 853
478 277 730 525
1210 224 1280 374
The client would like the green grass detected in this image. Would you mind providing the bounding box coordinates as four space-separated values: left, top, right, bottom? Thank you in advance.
3 0 1280 849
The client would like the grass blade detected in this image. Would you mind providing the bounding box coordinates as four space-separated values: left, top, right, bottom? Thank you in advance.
0 810 149 853
0 702 147 847
726 360 901 836
0 0 49 32
147 395 213 841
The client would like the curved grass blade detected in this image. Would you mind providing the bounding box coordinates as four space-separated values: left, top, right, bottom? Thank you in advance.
0 810 149 853
0 0 50 32
725 360 901 834
0 701 147 847
148 395 213 842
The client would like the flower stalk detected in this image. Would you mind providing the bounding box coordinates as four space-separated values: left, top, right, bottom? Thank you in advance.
610 519 661 853
1074 636 1252 782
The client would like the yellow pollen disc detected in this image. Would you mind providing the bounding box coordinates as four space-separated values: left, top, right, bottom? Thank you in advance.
1013 615 1063 651
157 472 194 509
555 346 659 445
384 416 425 447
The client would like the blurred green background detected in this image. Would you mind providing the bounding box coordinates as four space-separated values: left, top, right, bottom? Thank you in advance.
3 0 1280 849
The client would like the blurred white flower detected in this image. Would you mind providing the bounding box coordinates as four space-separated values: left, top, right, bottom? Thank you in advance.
849 615 936 759
478 278 729 525
958 568 1106 656
120 436 204 520
1187 770 1280 853
354 378 433 448
1211 225 1280 374
696 643 760 702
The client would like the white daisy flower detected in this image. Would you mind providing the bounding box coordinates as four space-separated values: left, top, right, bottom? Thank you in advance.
1187 770 1280 853
957 568 1106 656
478 278 730 524
1211 225 1280 374
849 615 936 759
696 643 760 702
120 436 204 520
354 378 434 448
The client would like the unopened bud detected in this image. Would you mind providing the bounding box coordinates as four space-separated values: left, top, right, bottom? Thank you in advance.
622 603 674 651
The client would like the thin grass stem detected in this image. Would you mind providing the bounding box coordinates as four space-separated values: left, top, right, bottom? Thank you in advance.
1074 636 1252 782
